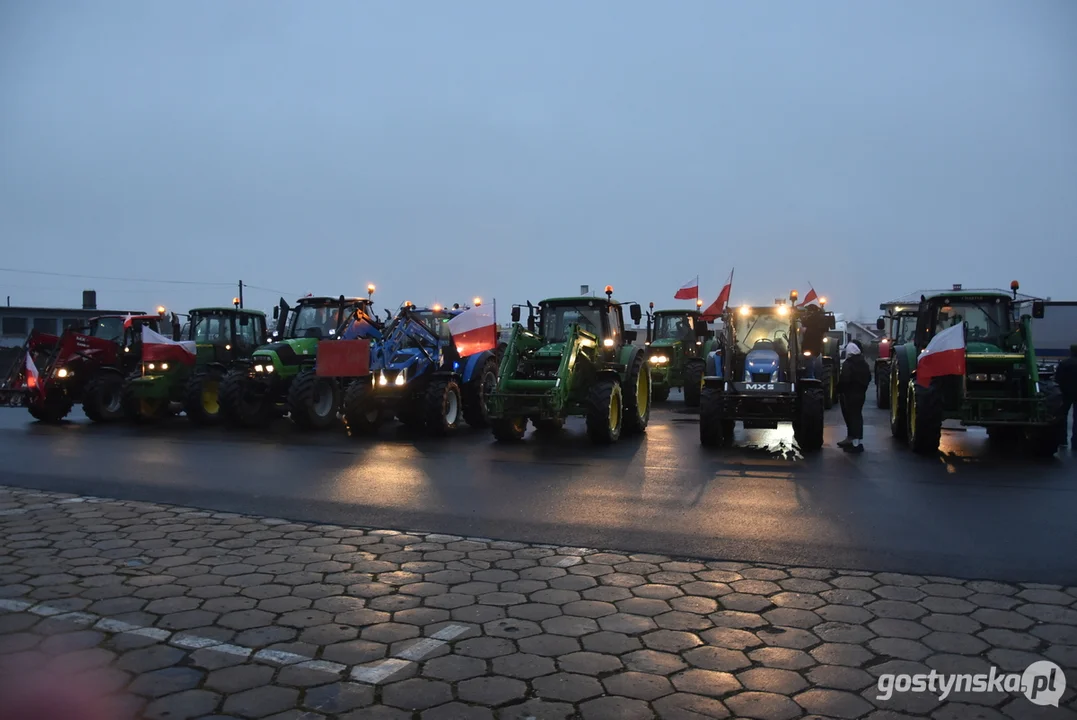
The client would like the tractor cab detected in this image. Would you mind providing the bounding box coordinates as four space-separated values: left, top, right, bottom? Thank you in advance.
727 304 797 382
277 296 372 341
187 308 268 364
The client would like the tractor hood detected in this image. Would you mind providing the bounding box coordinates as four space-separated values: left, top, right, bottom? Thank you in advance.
253 339 317 366
536 342 567 358
383 347 424 372
745 348 780 378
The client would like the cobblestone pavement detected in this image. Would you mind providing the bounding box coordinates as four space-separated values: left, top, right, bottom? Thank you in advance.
1 485 1075 720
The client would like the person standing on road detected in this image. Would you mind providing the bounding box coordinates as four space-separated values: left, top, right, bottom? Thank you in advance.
837 339 871 453
1056 345 1077 448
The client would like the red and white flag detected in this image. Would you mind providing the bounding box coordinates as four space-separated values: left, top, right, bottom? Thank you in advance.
448 307 497 357
24 354 44 398
916 322 965 387
798 288 819 307
700 269 734 321
141 325 197 366
674 277 699 300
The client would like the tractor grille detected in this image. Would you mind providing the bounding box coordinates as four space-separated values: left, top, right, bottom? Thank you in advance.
751 372 773 383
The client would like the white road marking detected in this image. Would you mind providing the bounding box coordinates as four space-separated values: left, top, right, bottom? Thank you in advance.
0 600 471 684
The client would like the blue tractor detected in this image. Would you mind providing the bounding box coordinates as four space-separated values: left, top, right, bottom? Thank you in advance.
341 303 499 435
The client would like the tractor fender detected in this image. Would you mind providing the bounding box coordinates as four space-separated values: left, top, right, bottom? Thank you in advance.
617 344 644 368
460 351 494 384
894 343 916 384
595 368 622 384
704 350 723 377
203 361 229 375
94 366 126 379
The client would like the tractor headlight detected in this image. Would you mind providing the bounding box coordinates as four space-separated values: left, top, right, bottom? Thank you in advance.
254 364 264 373
989 373 1006 382
160 363 169 370
379 371 388 386
56 368 70 378
603 338 614 347
969 373 987 382
649 355 669 364
264 364 273 373
147 363 156 370
394 369 406 386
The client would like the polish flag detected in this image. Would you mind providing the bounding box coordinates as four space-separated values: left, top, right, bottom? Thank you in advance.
916 322 965 387
700 269 734 321
798 288 819 307
24 354 44 398
448 307 497 357
141 325 198 366
674 277 699 300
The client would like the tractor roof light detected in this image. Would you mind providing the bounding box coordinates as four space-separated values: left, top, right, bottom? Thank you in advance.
367 284 376 296
404 301 413 308
157 306 166 315
473 297 482 307
696 298 703 308
819 296 827 306
604 285 614 300
433 304 442 312
232 297 240 307
790 290 798 303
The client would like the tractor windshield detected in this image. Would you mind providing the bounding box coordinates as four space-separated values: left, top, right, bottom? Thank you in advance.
541 304 603 343
653 314 693 342
892 316 916 344
289 303 345 340
87 317 125 342
412 312 453 342
191 312 232 344
935 300 1009 344
733 311 791 355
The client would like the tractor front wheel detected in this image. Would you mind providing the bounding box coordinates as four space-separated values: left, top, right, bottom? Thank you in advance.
288 370 340 430
28 394 73 423
423 377 462 436
908 382 943 455
652 385 670 403
184 369 224 425
492 416 528 441
683 361 704 408
793 388 825 452
122 377 167 423
585 378 623 444
343 381 383 435
699 387 733 448
82 374 124 422
219 369 273 428
622 354 650 435
462 357 497 428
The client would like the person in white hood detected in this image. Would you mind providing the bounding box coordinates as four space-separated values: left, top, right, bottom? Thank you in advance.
837 339 871 453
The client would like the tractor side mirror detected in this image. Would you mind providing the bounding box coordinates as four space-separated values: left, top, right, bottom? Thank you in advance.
272 306 279 320
828 316 836 330
629 304 642 325
624 330 637 342
511 306 521 323
1032 300 1045 319
876 317 885 331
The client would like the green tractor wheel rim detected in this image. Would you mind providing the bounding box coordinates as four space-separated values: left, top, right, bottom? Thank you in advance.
202 381 220 415
637 367 649 417
312 382 334 417
609 387 621 432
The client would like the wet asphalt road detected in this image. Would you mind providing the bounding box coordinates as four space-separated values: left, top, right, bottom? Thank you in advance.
1 390 1074 585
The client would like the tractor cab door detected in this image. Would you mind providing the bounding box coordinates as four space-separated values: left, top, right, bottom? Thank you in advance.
606 305 624 349
234 314 263 357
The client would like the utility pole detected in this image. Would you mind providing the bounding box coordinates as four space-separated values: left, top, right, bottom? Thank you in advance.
238 280 244 309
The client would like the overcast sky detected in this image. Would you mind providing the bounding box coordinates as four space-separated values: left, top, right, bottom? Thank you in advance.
2 1 1074 322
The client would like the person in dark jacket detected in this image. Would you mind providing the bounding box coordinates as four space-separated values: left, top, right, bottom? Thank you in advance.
837 339 872 453
1056 345 1077 447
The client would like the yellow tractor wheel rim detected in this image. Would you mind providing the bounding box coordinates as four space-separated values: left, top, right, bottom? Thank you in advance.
202 381 220 415
637 367 649 417
890 371 899 424
140 398 163 417
609 387 621 432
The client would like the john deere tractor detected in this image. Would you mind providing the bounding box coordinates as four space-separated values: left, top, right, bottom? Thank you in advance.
643 304 714 405
487 286 649 444
887 282 1063 456
121 306 268 423
873 301 919 409
219 292 381 429
340 302 499 436
699 292 831 451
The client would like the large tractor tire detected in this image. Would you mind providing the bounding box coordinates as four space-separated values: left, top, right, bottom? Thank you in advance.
683 361 704 408
875 362 891 409
793 388 825 452
908 382 943 455
287 369 340 430
82 374 125 422
652 384 670 403
889 351 910 442
585 378 623 444
699 387 733 448
121 376 167 423
1022 381 1063 458
534 417 564 434
492 416 528 441
622 354 650 435
423 377 462 436
824 365 837 410
462 357 497 428
397 403 425 431
28 394 74 423
183 368 225 426
219 369 273 428
343 380 383 435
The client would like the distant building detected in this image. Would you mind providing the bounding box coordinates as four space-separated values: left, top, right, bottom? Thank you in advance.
0 290 144 347
847 321 879 346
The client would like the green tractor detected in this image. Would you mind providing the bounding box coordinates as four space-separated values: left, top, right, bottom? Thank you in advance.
487 286 650 444
219 292 381 429
121 306 268 423
643 303 715 406
888 282 1063 456
873 301 919 409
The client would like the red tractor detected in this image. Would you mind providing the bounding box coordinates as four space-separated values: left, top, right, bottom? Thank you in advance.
0 311 176 423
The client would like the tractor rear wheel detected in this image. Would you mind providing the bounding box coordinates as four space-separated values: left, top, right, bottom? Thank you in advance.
793 388 825 452
82 374 124 422
652 385 670 403
622 354 650 435
423 377 462 436
492 416 528 441
462 357 497 428
908 382 943 455
28 394 73 423
1023 381 1064 457
683 361 704 408
184 369 224 425
219 369 272 428
699 387 733 448
288 369 340 430
343 380 383 435
585 378 623 444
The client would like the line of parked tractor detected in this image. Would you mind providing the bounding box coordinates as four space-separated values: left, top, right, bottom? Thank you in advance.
0 281 1067 456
